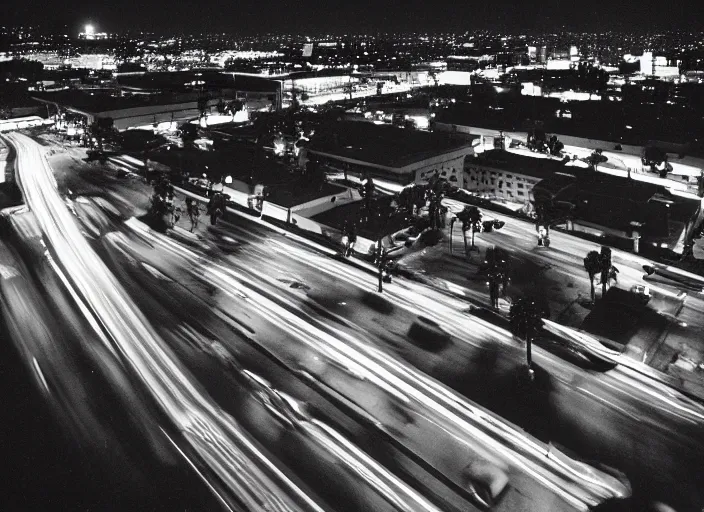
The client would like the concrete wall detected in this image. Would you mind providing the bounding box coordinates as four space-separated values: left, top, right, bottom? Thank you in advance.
260 201 290 222
111 107 202 131
208 181 257 209
290 213 324 235
291 187 361 217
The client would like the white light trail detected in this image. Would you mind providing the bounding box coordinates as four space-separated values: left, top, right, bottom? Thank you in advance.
8 132 325 512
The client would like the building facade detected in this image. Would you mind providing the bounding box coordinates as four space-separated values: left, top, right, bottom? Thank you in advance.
463 149 568 206
305 147 471 190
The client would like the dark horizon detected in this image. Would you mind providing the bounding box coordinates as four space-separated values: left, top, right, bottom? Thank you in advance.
2 0 704 37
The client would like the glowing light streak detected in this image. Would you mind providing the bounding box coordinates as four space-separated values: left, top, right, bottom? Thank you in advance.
121 216 630 509
9 133 325 512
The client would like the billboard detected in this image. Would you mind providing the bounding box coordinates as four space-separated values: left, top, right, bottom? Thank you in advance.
302 44 314 58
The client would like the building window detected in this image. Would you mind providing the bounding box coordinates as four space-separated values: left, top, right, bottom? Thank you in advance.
517 191 525 196
517 183 524 189
506 174 513 179
490 178 496 185
498 180 503 188
506 182 513 188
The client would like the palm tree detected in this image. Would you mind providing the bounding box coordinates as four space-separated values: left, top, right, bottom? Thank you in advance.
509 296 548 374
583 250 601 303
457 205 483 250
599 246 612 298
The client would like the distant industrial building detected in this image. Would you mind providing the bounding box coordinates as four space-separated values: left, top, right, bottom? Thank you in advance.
278 70 433 106
22 51 117 70
638 52 680 78
301 121 478 189
31 71 282 131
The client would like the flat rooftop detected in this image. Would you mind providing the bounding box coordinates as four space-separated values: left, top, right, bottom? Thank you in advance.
469 149 569 180
32 90 199 114
307 121 477 169
435 101 704 158
149 144 292 186
117 71 280 94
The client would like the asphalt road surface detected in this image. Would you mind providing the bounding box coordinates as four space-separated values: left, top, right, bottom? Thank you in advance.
4 132 704 512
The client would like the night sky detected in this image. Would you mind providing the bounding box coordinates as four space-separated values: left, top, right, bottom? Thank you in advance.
2 0 703 35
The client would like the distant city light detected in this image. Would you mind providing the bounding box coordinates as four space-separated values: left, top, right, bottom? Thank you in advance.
85 24 95 36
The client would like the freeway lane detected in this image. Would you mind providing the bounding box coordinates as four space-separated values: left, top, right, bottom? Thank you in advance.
102 214 625 511
101 193 704 511
21 135 704 510
6 132 330 512
15 133 596 512
0 209 233 510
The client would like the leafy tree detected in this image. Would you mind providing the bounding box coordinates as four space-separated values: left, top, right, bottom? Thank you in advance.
457 205 483 249
362 176 376 211
425 173 446 231
547 135 564 156
642 146 667 171
510 296 548 372
197 95 210 122
586 149 608 171
226 100 244 120
599 246 612 298
583 250 601 303
180 123 198 146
